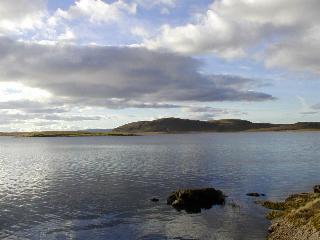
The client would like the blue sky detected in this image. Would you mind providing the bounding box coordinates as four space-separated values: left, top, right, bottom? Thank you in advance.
0 0 320 131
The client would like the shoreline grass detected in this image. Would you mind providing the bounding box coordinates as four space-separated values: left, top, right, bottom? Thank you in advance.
0 131 140 137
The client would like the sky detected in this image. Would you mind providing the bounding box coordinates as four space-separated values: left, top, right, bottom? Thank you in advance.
0 0 320 131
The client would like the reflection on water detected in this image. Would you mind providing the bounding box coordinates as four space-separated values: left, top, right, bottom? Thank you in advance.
0 132 320 239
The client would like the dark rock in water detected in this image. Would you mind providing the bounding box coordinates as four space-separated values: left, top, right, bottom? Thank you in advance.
150 198 159 202
167 188 225 213
246 192 264 197
313 185 320 193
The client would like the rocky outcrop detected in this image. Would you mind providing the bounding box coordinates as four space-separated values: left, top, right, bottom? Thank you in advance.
112 117 320 134
246 192 265 197
167 188 225 213
259 186 320 240
313 185 320 193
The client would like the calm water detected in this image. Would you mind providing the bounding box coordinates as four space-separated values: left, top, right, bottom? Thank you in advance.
0 132 320 240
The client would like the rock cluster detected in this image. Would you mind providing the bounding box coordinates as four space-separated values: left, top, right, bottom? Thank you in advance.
167 188 225 213
246 192 266 197
259 185 320 240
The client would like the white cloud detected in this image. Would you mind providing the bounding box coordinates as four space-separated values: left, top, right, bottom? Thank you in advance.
0 0 46 35
131 26 149 38
160 8 170 15
57 28 76 42
52 0 137 25
0 82 51 102
146 0 320 74
266 26 320 74
39 0 138 44
135 0 176 9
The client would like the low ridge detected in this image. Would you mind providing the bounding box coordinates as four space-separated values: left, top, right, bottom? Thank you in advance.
112 118 320 133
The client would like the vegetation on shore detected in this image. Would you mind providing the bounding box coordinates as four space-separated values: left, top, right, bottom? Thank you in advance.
1 118 320 137
112 117 320 134
258 187 320 240
0 131 139 137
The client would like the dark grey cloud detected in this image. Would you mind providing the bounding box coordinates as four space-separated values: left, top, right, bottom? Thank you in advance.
0 38 274 106
182 105 246 120
40 114 102 121
0 100 68 113
300 103 319 115
70 98 181 109
300 111 318 115
0 113 26 125
311 103 320 110
0 110 102 126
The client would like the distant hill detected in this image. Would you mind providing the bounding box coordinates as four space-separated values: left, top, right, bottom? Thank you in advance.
113 118 215 133
247 122 320 132
112 118 320 133
1 119 320 137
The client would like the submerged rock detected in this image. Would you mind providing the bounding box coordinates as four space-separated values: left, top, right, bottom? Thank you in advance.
150 198 159 202
247 193 261 197
167 188 225 213
246 192 266 197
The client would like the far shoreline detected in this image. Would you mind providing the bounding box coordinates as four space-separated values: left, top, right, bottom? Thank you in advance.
2 117 320 137
1 129 320 138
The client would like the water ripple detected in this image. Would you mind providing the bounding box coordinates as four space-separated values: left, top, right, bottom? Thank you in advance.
0 132 320 239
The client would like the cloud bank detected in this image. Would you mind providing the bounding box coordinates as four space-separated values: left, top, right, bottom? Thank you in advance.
0 37 273 107
146 0 320 74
